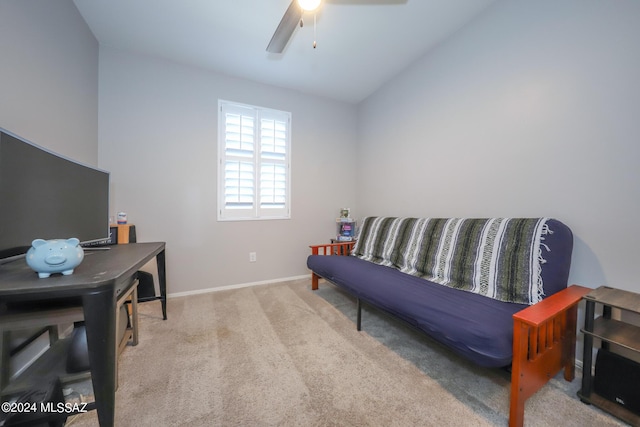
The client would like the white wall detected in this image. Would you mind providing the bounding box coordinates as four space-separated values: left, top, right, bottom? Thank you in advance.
98 48 357 294
7 0 637 298
357 0 640 292
0 0 98 165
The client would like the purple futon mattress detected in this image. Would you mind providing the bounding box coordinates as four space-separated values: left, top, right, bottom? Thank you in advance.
307 218 573 368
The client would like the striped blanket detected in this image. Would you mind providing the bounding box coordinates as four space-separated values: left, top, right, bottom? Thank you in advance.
351 217 552 305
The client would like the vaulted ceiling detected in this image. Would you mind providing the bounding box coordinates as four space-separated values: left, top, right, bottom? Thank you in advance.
73 0 497 103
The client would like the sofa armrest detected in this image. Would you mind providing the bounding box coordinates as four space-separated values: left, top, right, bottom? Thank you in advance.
513 284 591 326
309 242 355 256
308 242 356 290
509 284 591 427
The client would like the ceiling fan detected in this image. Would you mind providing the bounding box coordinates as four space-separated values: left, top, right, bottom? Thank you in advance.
266 0 406 53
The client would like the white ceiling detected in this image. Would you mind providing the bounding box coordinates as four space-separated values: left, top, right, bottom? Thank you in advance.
73 0 497 104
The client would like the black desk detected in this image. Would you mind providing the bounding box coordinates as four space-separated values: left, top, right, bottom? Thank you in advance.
0 242 167 427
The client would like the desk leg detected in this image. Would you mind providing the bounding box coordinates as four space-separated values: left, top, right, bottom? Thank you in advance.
83 288 116 427
156 249 167 320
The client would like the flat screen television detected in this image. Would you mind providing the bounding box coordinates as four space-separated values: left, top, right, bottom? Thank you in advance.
0 128 110 263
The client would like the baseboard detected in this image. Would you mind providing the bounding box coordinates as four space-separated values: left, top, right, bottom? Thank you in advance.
167 274 311 298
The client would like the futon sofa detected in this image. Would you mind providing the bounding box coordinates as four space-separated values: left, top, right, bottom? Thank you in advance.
307 217 589 427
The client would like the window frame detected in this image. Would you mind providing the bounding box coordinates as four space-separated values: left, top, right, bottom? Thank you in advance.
217 100 292 221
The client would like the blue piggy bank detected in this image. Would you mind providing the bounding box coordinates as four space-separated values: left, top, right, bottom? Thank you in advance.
26 238 85 278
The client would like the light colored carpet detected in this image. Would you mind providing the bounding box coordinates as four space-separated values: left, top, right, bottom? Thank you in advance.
68 279 628 426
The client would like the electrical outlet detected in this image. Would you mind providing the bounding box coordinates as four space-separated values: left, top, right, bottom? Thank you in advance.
249 252 257 262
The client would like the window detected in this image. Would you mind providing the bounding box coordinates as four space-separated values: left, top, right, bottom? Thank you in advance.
218 100 291 220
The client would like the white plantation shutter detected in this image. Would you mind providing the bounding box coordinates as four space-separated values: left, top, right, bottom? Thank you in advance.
224 160 254 208
259 116 287 211
218 101 291 220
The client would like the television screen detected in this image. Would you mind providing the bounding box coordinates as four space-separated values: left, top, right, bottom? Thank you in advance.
0 129 110 262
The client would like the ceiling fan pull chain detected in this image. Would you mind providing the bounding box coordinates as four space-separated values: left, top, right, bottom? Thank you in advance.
313 13 317 49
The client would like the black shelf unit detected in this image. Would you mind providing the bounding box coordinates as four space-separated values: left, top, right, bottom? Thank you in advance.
1 337 95 415
578 286 640 425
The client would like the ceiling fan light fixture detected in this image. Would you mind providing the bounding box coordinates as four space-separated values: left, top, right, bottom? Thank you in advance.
298 0 321 12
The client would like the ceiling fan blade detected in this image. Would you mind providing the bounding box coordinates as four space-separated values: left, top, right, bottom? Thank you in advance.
266 1 303 53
